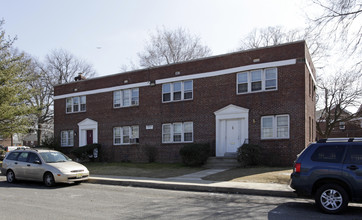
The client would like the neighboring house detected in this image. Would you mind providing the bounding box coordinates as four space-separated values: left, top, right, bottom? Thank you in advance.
0 135 12 147
53 41 316 166
22 133 38 147
316 105 362 139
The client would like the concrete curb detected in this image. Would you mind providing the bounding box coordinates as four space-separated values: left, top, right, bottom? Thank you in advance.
87 177 297 198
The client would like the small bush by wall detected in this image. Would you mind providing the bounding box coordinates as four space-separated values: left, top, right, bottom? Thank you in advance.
179 143 210 166
71 143 101 162
237 144 261 167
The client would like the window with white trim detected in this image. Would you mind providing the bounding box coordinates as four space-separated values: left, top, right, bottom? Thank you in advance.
162 122 193 143
61 130 74 147
261 115 289 139
113 126 139 145
113 88 139 108
66 96 86 113
237 68 277 94
162 81 193 102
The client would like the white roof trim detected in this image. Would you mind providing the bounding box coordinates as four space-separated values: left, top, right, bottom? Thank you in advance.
54 58 296 100
54 81 151 100
156 59 296 84
305 59 317 85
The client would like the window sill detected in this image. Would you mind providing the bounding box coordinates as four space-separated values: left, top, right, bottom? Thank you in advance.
162 141 194 144
113 143 139 146
66 111 86 114
113 105 139 109
61 145 74 148
260 138 290 141
162 98 193 104
237 89 277 95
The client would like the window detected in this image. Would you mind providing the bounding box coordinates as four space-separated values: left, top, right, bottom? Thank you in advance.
66 96 86 113
311 145 345 163
162 81 193 102
265 68 277 90
339 122 345 130
345 146 362 165
261 115 289 139
251 70 262 91
237 68 277 94
237 72 248 93
113 126 139 145
6 152 20 161
61 130 74 147
17 152 29 162
113 88 139 108
28 153 41 164
162 122 193 143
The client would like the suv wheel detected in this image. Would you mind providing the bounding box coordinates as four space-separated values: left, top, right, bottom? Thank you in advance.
6 170 16 183
315 184 349 214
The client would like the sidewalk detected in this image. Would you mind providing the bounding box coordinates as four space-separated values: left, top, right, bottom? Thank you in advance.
87 169 296 198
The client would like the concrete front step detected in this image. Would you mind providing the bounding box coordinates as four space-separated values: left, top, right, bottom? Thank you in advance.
204 157 239 169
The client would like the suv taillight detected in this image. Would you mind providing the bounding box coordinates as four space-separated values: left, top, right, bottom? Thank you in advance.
294 163 301 173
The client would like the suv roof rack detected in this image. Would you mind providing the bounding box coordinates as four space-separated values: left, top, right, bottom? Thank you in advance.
317 138 362 143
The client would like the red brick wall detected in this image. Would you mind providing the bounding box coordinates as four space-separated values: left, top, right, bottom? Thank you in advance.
54 41 314 166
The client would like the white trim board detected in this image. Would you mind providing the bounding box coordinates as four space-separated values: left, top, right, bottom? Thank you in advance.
54 59 297 100
54 82 151 100
156 59 296 84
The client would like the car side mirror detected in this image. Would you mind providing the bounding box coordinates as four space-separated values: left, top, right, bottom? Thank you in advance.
34 160 42 164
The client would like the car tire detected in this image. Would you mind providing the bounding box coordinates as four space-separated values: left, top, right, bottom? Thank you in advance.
43 172 55 187
6 170 16 183
315 183 349 214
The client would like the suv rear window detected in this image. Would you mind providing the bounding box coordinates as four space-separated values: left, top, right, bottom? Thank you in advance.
311 145 345 163
6 152 20 161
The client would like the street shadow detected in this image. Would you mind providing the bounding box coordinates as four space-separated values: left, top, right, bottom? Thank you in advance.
0 178 80 189
268 202 362 219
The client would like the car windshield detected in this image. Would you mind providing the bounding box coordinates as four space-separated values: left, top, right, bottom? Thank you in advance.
39 152 71 163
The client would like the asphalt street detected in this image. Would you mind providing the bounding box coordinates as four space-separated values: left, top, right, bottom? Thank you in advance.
1 178 362 220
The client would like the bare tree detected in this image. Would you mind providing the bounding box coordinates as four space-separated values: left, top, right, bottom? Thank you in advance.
309 0 362 68
138 27 212 68
45 49 96 84
238 26 326 63
316 70 362 138
25 58 54 145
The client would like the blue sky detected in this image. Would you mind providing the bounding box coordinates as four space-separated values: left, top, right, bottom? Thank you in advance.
1 0 308 76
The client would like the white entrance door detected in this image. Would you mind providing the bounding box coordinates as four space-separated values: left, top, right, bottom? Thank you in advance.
214 104 249 157
226 119 241 153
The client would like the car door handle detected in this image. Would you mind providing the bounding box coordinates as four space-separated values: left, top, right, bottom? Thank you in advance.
27 164 31 167
14 162 18 165
347 165 359 170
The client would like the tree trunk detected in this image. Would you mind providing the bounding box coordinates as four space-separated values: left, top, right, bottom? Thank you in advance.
37 124 42 146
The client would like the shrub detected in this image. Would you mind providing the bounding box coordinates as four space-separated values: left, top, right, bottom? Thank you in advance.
70 143 101 162
179 143 210 166
237 144 261 167
144 145 157 163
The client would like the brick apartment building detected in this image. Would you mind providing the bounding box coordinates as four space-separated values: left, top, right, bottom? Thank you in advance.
54 41 316 166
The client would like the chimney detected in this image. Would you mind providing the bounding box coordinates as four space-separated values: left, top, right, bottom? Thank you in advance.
74 73 87 81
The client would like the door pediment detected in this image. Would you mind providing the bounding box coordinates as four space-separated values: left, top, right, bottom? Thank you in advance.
214 104 249 116
78 118 98 127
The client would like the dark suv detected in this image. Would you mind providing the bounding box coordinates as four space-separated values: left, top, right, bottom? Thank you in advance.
290 138 362 214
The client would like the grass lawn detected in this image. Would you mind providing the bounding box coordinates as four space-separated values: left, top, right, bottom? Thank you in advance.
83 162 205 178
202 167 292 184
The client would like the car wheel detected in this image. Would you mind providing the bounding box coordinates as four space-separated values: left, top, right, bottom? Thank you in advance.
315 184 349 214
43 172 55 187
6 170 16 183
